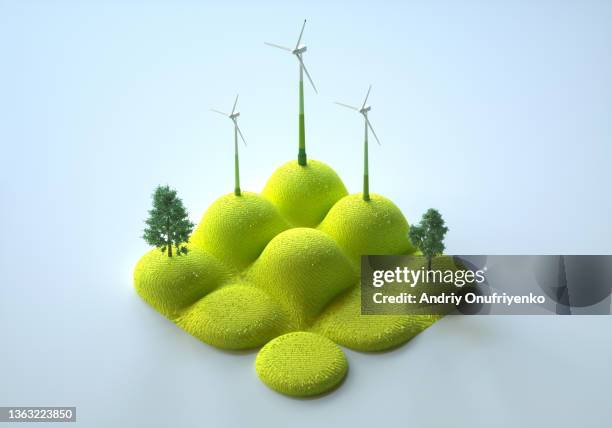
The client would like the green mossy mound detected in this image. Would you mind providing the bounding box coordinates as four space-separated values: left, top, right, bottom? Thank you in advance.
190 192 289 269
311 288 442 352
134 248 227 319
262 160 348 227
256 332 348 397
248 228 357 328
176 285 289 350
319 193 415 265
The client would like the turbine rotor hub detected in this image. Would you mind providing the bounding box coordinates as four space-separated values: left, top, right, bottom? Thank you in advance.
293 45 307 55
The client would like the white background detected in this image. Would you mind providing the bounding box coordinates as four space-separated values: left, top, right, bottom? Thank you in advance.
1 1 611 426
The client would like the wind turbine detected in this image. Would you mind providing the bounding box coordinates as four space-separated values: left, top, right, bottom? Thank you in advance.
211 94 248 196
265 19 317 166
335 85 381 202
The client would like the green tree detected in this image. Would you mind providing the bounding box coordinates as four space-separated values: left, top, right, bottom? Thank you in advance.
409 208 448 270
143 185 194 257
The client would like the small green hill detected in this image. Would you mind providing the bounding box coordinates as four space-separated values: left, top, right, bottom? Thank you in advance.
190 191 289 269
319 193 416 265
248 228 357 328
262 160 348 227
177 284 289 350
134 247 228 319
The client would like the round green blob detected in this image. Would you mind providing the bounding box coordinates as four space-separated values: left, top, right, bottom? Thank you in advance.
134 247 227 319
190 192 289 269
248 228 357 328
256 332 348 397
176 285 289 350
319 193 416 265
262 160 348 227
311 288 442 352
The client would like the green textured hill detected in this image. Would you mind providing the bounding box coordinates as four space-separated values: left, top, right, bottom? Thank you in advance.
262 159 348 227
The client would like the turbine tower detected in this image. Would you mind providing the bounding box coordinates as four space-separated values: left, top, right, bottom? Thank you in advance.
211 94 248 196
335 85 381 201
265 19 317 166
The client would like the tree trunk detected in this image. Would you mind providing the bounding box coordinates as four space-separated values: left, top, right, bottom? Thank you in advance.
166 219 172 257
427 256 432 270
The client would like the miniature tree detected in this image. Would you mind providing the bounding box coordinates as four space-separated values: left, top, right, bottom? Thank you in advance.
143 185 194 257
409 208 448 269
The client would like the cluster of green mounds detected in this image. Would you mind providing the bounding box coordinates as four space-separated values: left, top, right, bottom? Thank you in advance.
134 159 457 397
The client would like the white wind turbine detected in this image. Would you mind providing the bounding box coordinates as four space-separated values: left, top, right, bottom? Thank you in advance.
265 19 317 166
211 94 247 196
335 85 381 201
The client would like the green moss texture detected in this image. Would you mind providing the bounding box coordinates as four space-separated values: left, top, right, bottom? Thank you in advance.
134 159 454 396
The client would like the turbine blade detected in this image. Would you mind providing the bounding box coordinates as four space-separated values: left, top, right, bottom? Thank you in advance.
295 19 306 50
235 122 247 146
297 55 318 93
231 94 239 116
264 42 292 52
334 101 359 111
362 84 372 110
366 117 381 145
211 108 228 116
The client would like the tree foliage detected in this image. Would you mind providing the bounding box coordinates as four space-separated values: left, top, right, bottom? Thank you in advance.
409 208 448 269
143 185 194 257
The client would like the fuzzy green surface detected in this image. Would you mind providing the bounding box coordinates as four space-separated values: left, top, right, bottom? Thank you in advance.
134 247 227 319
319 193 416 265
134 159 451 396
190 192 289 269
262 160 348 227
311 288 442 352
176 285 289 350
248 228 357 328
256 332 348 397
